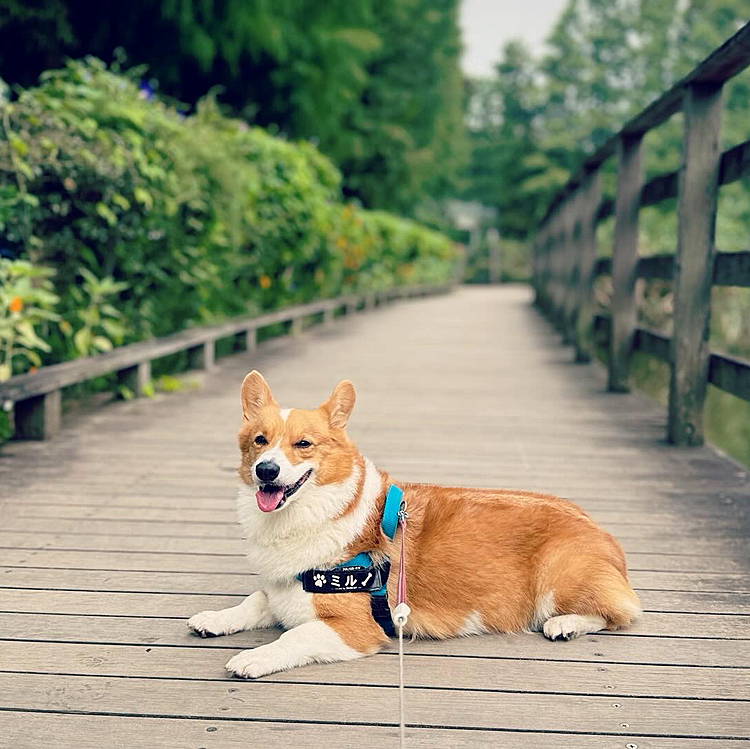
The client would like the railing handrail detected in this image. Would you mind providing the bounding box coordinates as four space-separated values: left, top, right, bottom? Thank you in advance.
1 282 453 440
533 21 750 448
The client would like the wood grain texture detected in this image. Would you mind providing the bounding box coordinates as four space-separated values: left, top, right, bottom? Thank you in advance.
0 713 741 749
609 133 643 392
1 672 748 737
668 83 724 446
1 286 749 746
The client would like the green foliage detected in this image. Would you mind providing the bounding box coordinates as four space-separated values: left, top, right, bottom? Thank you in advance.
63 268 128 357
0 259 59 381
0 59 455 373
0 0 467 216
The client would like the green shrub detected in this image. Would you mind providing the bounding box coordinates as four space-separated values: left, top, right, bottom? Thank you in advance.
0 58 455 374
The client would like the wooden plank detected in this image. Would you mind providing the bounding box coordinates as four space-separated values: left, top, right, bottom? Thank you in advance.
3 567 746 601
668 82 724 445
4 515 749 545
637 138 750 210
562 192 582 344
10 498 746 520
574 171 601 362
187 340 215 371
116 360 151 397
0 672 747 737
609 133 643 392
634 326 671 362
13 389 61 440
4 529 746 555
2 611 748 667
637 254 674 280
709 351 750 401
0 713 736 749
714 251 750 287
2 547 746 575
719 137 750 185
1 589 748 638
2 640 747 700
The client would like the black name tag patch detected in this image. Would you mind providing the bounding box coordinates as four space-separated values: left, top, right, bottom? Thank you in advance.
300 565 387 594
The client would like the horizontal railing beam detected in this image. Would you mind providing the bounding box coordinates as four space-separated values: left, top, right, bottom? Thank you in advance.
593 251 750 287
593 314 750 402
0 283 451 420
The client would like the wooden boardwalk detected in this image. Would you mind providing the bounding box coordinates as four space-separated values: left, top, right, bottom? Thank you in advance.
1 285 748 748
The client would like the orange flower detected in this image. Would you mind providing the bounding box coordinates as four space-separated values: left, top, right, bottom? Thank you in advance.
259 275 272 290
28 366 38 374
8 296 23 313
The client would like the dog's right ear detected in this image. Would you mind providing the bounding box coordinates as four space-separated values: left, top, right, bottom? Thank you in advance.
240 371 276 420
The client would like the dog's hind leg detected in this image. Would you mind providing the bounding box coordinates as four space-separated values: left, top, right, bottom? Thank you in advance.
188 590 275 637
536 553 641 642
543 613 607 641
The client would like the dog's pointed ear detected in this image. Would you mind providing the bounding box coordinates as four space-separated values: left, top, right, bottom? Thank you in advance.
321 380 356 430
241 371 276 420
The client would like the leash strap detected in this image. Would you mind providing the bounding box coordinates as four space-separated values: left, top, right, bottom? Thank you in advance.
393 500 410 748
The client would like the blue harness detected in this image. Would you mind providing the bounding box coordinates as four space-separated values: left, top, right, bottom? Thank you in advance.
298 484 403 637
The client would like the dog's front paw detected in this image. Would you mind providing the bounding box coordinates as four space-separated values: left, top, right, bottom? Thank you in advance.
226 648 283 679
187 610 238 638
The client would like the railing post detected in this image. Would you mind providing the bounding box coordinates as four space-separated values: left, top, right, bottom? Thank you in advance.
14 389 61 440
562 190 582 344
290 316 303 337
245 327 257 352
575 170 602 362
608 133 643 392
188 340 215 370
549 212 562 324
117 360 151 397
668 82 723 446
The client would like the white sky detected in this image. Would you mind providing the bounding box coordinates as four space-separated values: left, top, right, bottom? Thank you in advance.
459 0 569 77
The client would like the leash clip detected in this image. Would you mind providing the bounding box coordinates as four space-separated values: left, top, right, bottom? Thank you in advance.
397 500 409 524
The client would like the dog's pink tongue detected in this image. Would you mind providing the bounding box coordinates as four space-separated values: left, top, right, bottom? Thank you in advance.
256 488 284 513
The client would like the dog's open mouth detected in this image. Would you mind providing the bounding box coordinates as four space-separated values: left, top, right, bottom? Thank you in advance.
256 469 313 513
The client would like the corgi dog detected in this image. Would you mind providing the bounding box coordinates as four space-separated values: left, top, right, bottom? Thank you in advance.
188 371 641 678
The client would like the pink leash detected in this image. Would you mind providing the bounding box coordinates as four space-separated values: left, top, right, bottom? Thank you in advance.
396 500 408 606
393 500 410 748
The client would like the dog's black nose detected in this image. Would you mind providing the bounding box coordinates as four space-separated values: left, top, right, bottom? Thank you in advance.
255 461 280 483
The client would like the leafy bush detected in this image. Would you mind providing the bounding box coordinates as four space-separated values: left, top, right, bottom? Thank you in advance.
0 259 59 382
0 58 455 375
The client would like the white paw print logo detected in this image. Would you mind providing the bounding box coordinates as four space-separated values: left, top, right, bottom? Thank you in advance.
313 573 326 588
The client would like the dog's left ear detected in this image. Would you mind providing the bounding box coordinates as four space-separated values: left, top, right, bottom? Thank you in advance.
321 380 356 430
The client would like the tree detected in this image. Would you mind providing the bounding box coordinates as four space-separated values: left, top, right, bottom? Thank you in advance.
0 0 467 215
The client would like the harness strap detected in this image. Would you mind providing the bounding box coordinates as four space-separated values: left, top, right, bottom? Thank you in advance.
297 483 404 638
381 484 403 540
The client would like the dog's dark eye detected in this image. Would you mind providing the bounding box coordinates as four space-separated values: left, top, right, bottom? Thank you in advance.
254 435 268 445
294 440 312 449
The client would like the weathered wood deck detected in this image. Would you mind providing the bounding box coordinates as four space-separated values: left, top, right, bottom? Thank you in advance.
1 285 749 748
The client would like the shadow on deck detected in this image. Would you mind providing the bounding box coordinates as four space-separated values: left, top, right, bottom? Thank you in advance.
1 285 748 747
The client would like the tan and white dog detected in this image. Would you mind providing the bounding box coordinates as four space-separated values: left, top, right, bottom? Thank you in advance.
188 371 641 678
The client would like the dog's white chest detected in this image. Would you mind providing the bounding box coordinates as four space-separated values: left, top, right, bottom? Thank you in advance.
264 581 315 629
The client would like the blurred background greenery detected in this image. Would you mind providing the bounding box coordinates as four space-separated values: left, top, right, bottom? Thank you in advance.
0 0 748 462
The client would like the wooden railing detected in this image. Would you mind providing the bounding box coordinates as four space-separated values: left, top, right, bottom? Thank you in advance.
533 21 750 447
0 283 452 440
